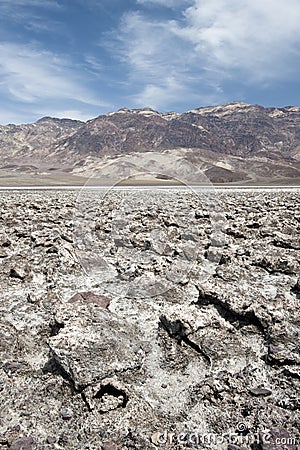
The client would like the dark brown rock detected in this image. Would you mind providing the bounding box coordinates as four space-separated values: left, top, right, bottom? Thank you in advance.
10 437 35 450
68 291 111 308
249 387 272 397
102 442 117 450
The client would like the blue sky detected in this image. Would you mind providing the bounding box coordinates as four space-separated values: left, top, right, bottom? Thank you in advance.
1 0 300 124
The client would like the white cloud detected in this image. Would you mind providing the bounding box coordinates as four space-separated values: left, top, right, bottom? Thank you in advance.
114 0 300 109
0 1 67 42
180 0 300 78
114 10 225 109
133 78 185 109
0 0 62 24
37 109 91 122
0 42 106 106
84 56 105 76
0 110 31 125
0 42 111 124
0 0 61 10
136 0 189 7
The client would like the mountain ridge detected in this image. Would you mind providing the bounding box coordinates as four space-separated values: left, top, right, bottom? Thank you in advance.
1 102 300 185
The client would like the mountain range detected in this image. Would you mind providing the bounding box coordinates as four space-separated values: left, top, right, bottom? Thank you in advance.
1 102 300 185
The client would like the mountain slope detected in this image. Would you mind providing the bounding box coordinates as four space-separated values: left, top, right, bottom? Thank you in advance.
0 117 83 164
1 102 300 185
54 103 300 161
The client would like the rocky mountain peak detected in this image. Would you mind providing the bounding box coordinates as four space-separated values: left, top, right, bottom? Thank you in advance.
186 101 256 117
107 107 161 117
35 116 84 126
1 102 300 184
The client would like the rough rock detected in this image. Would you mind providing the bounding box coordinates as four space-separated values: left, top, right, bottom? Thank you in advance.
0 188 299 449
47 303 144 390
68 291 111 308
10 437 35 450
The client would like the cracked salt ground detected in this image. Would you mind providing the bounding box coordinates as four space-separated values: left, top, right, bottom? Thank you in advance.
73 188 225 298
0 189 299 449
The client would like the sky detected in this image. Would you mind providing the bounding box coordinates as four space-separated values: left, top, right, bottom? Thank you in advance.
0 0 300 124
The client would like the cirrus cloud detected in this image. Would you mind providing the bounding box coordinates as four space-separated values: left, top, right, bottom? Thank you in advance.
113 0 300 110
0 42 110 123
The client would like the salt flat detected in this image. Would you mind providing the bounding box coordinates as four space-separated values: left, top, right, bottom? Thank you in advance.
0 189 299 449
